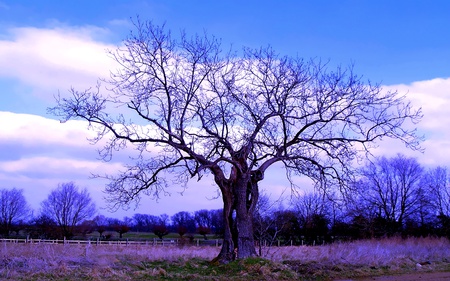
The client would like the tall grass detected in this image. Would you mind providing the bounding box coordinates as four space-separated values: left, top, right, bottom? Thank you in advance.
0 237 448 280
265 237 450 266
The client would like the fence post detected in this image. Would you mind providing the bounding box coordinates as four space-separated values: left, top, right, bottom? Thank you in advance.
197 239 199 247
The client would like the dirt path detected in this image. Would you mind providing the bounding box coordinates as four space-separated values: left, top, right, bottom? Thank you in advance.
336 271 450 281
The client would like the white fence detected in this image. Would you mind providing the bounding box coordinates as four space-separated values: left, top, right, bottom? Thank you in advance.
0 238 222 247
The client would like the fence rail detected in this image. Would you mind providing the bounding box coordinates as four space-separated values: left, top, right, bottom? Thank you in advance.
0 238 222 247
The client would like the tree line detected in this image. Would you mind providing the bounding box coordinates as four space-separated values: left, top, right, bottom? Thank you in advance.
1 154 449 242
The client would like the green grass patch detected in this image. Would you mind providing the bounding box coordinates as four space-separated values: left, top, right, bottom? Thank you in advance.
117 257 297 281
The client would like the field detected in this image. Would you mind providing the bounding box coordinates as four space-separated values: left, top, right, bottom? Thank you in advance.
0 237 449 280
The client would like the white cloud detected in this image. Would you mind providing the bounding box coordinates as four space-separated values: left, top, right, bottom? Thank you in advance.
0 111 96 147
0 111 225 217
386 78 450 134
0 26 117 100
0 156 122 177
372 78 450 167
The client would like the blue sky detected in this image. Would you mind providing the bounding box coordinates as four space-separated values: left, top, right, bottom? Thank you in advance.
1 0 450 219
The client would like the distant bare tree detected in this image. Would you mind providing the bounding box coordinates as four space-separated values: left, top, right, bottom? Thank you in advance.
356 154 423 234
0 188 31 237
78 219 96 237
93 215 108 238
253 191 286 255
41 182 96 238
153 224 169 239
293 192 328 222
171 211 196 234
107 217 131 238
424 166 450 217
50 19 422 262
194 209 213 229
31 215 58 239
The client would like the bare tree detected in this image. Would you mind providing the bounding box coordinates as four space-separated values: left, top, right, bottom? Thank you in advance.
0 188 31 237
41 182 96 238
93 214 108 238
107 217 131 238
253 191 286 255
49 20 422 262
293 192 328 222
356 154 424 234
171 211 196 234
424 166 450 217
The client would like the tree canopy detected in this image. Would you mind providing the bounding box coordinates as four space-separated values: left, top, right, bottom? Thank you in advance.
49 19 422 262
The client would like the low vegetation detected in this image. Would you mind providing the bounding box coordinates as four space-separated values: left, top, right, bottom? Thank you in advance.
0 237 448 280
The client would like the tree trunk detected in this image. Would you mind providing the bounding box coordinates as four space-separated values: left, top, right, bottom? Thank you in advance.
212 172 259 263
211 187 235 264
234 175 257 258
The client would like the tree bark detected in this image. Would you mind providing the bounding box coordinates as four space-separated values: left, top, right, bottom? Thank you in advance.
212 172 259 263
211 180 235 264
234 175 258 259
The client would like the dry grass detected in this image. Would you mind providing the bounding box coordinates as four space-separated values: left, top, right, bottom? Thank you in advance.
0 237 448 280
265 237 450 264
0 243 219 280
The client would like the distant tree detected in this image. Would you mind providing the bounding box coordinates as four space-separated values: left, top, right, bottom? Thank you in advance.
153 224 169 239
356 154 423 235
293 192 328 223
175 225 188 237
41 182 96 238
194 209 213 229
253 192 286 255
197 225 211 240
272 210 300 244
9 219 27 236
50 19 422 262
423 166 450 217
293 192 331 243
422 166 450 237
159 214 169 225
171 211 196 235
303 213 330 244
209 209 225 236
132 213 154 232
31 215 58 239
78 220 96 237
437 213 450 238
0 188 31 237
139 214 171 239
109 218 131 239
93 215 108 238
